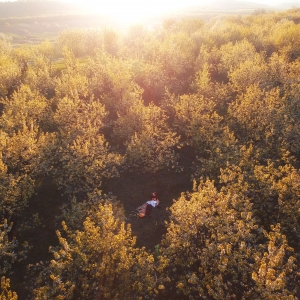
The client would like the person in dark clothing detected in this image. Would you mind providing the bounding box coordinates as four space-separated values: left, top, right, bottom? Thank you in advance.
145 203 153 217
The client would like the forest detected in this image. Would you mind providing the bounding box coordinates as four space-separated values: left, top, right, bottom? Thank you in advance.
1 6 300 300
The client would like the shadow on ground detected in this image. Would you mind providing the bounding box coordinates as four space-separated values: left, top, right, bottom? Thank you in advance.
107 168 193 251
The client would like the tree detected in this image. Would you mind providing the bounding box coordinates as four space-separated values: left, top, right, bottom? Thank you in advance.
0 220 18 276
0 85 48 134
86 52 137 112
113 99 179 174
191 63 233 111
0 126 46 218
0 277 17 300
0 218 27 300
195 46 221 82
0 55 20 97
53 133 123 197
35 40 55 59
219 147 300 247
58 29 86 58
53 95 106 140
59 191 126 232
54 48 89 100
51 94 122 197
171 88 240 179
132 60 167 105
0 34 11 56
272 20 300 60
250 224 299 299
35 204 156 300
252 163 300 244
122 24 153 60
23 52 55 97
219 39 257 79
228 53 270 93
227 81 300 161
102 28 120 57
158 32 196 94
228 85 284 153
157 180 299 299
268 52 290 89
157 180 260 299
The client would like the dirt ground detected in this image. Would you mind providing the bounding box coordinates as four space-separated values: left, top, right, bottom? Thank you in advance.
106 146 196 251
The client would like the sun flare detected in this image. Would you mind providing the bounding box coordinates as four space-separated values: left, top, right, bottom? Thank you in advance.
74 0 197 25
70 0 292 26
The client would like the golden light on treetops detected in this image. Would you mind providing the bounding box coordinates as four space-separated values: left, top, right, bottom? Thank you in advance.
1 2 300 299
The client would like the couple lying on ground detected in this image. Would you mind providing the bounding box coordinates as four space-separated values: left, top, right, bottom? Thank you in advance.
136 192 160 218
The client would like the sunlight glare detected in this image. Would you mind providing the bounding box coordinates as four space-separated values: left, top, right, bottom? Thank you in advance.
65 0 296 25
77 0 201 25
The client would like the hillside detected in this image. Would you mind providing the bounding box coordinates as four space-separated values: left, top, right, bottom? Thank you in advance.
1 0 299 45
0 1 82 18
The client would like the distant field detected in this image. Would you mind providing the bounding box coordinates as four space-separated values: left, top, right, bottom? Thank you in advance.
0 9 257 46
0 1 120 45
0 1 81 18
0 14 115 45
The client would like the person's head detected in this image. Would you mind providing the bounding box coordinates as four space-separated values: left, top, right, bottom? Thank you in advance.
151 192 157 199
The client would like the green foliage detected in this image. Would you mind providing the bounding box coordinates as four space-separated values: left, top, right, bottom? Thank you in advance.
0 218 29 289
252 163 300 241
173 91 232 176
272 21 300 60
122 25 158 60
102 28 120 56
0 220 17 275
174 93 220 148
228 85 282 142
53 95 106 139
132 60 167 104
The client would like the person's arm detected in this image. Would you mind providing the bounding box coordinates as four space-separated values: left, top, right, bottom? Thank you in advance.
146 200 159 207
152 200 159 207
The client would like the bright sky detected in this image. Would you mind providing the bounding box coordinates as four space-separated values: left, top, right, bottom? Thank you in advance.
2 0 298 25
68 0 195 24
64 0 298 24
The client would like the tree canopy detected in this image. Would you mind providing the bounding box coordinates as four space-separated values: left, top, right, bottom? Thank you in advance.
1 7 300 300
